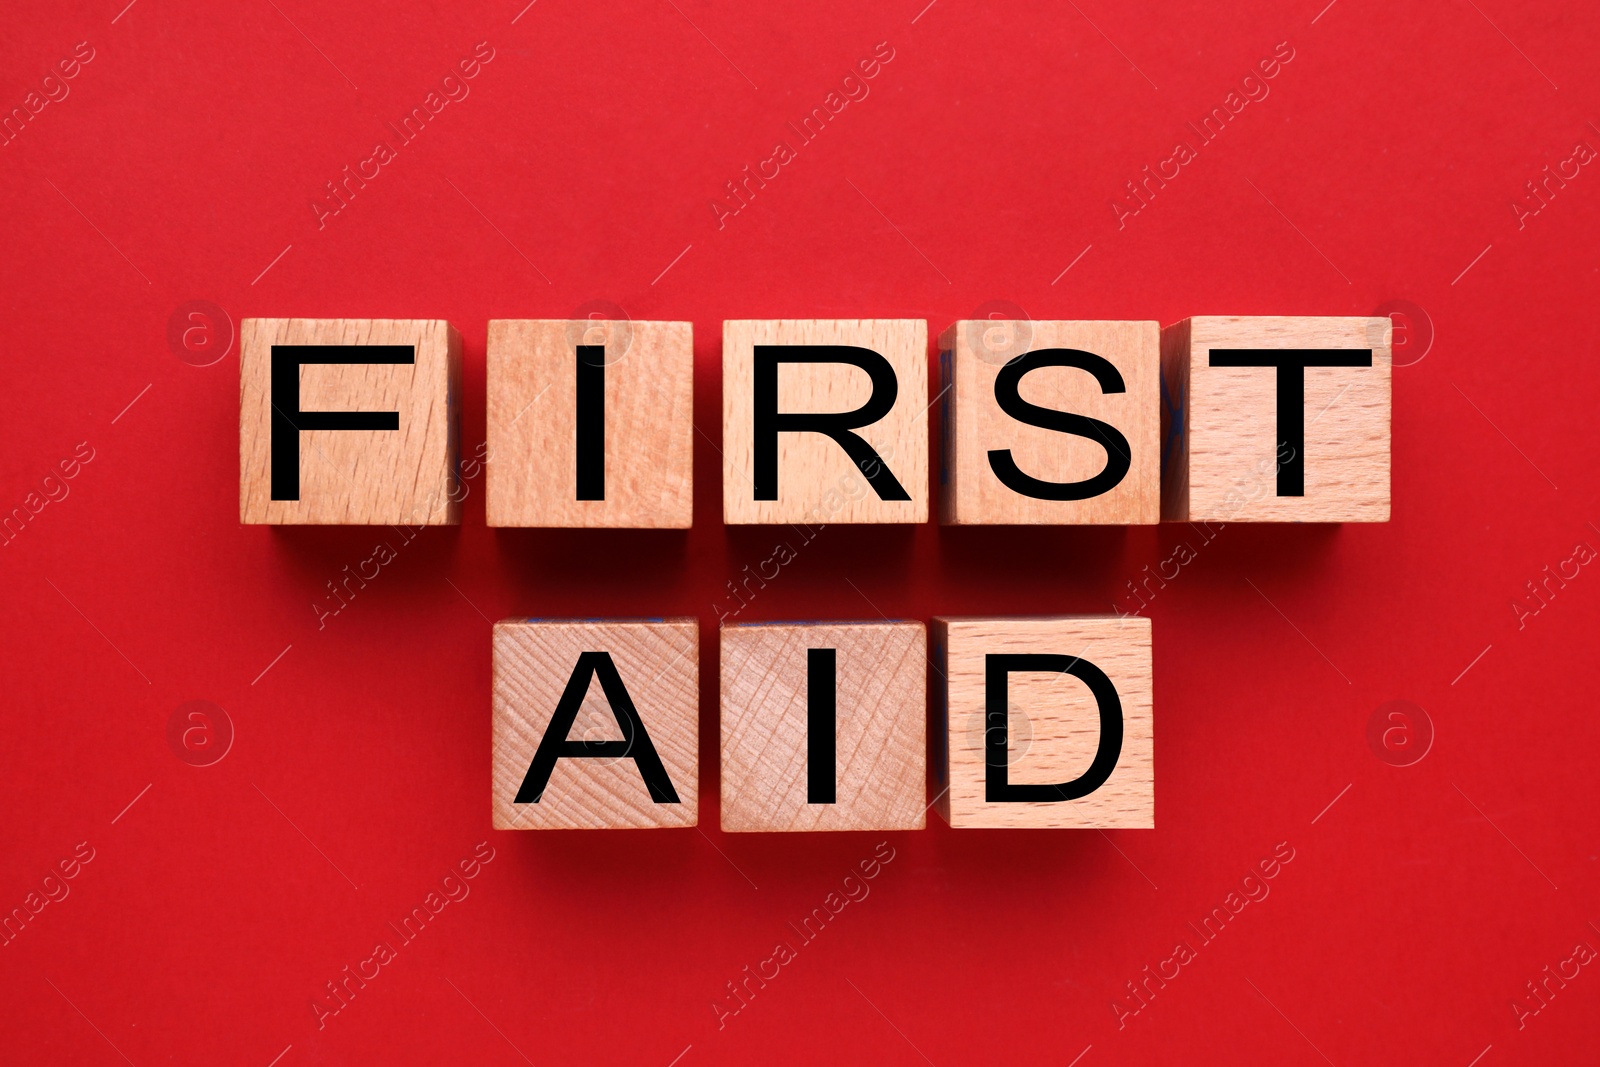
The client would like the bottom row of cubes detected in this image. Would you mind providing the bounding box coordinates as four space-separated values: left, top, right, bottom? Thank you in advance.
491 616 1153 832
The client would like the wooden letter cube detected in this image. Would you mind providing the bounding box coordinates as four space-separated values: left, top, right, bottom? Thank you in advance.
486 320 694 527
934 615 1152 828
939 320 1160 524
723 320 928 524
493 618 698 829
721 621 926 831
1161 316 1391 522
240 318 461 525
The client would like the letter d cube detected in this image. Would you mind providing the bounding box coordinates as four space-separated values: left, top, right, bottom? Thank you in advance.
934 615 1153 828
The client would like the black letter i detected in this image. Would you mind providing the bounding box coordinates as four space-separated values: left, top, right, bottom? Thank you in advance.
576 345 605 500
807 648 837 803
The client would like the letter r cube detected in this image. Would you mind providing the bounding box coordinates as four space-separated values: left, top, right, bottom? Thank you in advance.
722 320 928 524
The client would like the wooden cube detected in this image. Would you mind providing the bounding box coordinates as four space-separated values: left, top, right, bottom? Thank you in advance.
1161 316 1391 522
723 320 928 524
939 320 1160 524
486 320 694 527
934 615 1152 829
240 318 461 525
721 621 926 832
493 618 698 829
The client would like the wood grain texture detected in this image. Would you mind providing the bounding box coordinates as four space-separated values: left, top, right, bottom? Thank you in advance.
721 621 926 832
1158 316 1191 524
723 320 928 524
485 319 694 528
1161 316 1391 523
240 318 461 525
934 615 1153 829
492 618 698 829
939 320 1160 525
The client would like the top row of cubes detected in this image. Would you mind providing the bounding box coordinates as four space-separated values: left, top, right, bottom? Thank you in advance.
239 316 1391 528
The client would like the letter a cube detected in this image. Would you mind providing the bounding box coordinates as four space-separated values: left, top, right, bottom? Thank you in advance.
493 619 698 829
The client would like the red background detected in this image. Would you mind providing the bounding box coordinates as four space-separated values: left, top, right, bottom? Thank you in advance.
2 1 1597 1063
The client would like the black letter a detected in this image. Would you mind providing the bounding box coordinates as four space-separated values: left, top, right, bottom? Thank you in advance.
514 651 680 804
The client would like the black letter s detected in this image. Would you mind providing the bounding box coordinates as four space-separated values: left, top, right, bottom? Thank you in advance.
986 349 1132 501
